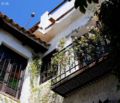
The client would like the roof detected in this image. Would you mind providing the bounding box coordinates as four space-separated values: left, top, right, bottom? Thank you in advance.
29 0 74 33
0 12 49 53
48 0 68 15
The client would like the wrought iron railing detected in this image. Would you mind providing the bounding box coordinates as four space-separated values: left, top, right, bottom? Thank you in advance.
40 62 58 84
51 31 111 86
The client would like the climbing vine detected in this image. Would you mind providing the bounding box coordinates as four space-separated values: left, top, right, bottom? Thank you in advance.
29 55 42 88
51 38 71 71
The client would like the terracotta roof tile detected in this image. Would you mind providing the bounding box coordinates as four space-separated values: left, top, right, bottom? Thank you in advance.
0 12 50 48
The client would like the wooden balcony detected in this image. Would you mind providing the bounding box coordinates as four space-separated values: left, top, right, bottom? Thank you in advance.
51 32 112 96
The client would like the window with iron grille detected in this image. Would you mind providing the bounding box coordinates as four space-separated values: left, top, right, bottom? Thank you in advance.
0 44 27 99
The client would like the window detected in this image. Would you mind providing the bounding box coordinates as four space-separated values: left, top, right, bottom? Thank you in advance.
0 44 27 99
40 51 57 84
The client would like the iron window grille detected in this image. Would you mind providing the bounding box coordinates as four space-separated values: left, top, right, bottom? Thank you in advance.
0 45 27 99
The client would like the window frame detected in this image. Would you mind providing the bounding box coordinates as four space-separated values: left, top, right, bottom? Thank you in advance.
0 43 27 99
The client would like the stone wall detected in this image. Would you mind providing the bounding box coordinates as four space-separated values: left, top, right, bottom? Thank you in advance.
63 73 120 103
29 80 63 103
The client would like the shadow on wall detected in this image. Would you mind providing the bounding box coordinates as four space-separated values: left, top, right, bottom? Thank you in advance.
94 98 119 103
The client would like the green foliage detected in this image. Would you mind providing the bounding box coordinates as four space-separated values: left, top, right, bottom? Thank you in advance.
0 94 18 103
51 39 65 66
30 56 42 77
58 38 66 50
74 0 99 13
8 78 18 90
51 38 73 70
73 26 106 62
74 0 120 90
74 0 120 51
29 56 42 87
29 80 62 103
4 98 9 103
98 0 120 89
51 26 107 75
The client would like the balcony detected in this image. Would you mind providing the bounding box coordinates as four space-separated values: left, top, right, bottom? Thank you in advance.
51 30 112 96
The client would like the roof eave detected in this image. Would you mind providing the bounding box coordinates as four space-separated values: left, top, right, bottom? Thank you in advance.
0 18 48 53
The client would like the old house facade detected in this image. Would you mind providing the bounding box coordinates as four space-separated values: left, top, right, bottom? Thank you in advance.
0 0 120 103
31 0 120 103
0 12 48 103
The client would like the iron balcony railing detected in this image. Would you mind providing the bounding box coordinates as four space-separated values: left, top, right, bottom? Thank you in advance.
51 32 111 86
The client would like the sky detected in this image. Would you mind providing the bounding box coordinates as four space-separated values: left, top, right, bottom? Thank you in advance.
0 0 63 29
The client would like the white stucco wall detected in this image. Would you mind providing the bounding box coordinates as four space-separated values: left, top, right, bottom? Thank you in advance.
39 0 75 32
0 29 32 58
0 29 34 103
38 0 104 57
63 74 120 103
44 12 92 56
49 0 75 20
20 60 31 103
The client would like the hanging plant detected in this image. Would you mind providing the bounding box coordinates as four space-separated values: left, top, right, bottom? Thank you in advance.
29 56 42 88
51 38 68 68
31 56 42 77
51 38 76 76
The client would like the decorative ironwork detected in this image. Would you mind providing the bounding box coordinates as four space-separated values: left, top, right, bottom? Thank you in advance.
0 56 23 97
0 45 27 98
40 62 57 84
51 30 111 86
